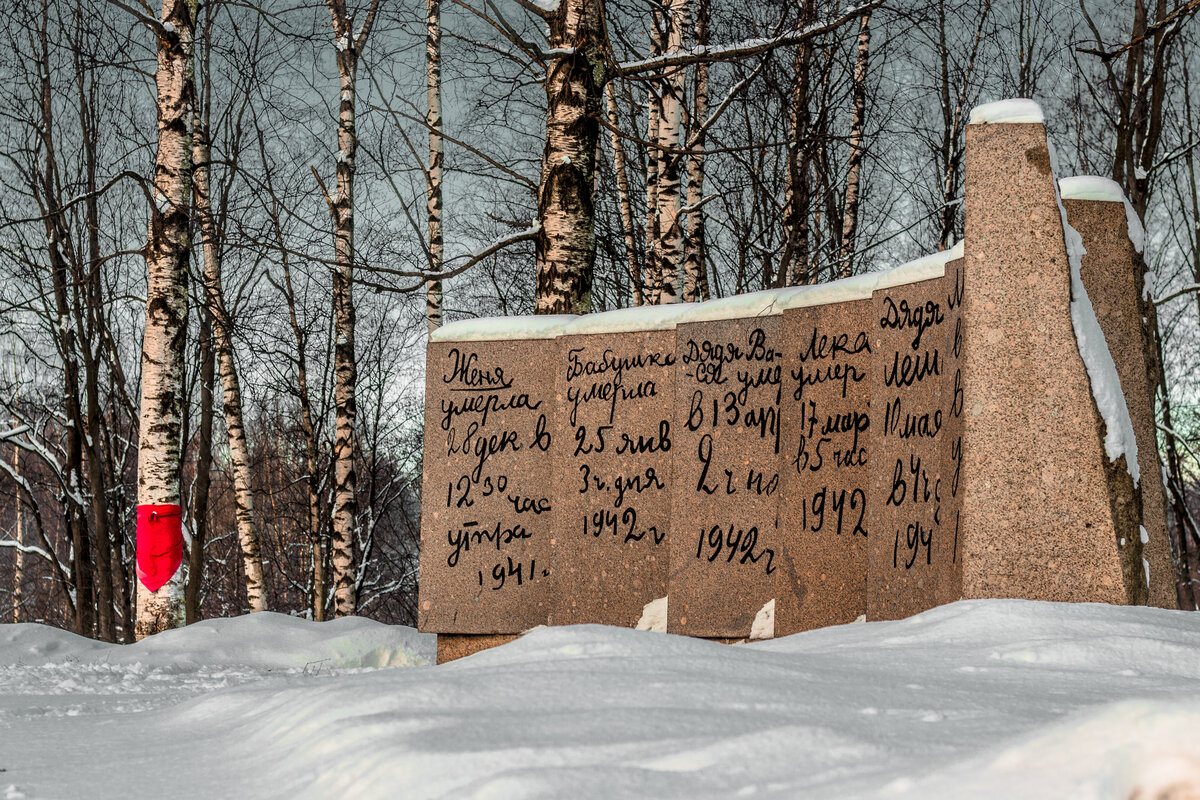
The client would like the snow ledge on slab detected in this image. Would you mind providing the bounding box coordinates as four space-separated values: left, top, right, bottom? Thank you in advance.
968 98 1045 125
562 304 699 335
430 315 577 342
775 272 878 310
677 287 809 324
874 240 964 292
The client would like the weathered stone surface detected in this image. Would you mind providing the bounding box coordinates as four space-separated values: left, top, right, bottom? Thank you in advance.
549 318 681 627
436 633 518 664
1065 192 1174 608
418 321 570 634
669 308 785 638
776 299 872 633
960 121 1145 604
867 262 964 620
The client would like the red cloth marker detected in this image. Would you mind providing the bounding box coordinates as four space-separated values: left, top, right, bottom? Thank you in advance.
136 504 183 592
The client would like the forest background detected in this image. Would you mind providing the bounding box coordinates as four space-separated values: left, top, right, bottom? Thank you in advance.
2 0 1199 639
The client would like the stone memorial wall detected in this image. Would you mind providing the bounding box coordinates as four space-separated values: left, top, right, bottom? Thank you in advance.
418 99 1177 662
867 254 964 620
549 306 694 628
669 297 787 639
419 316 574 647
775 280 874 634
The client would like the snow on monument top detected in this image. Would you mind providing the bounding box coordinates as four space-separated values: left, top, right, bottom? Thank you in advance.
1060 176 1127 203
774 272 878 309
430 314 577 342
968 98 1045 125
677 286 810 324
874 240 965 291
562 303 699 335
676 242 966 324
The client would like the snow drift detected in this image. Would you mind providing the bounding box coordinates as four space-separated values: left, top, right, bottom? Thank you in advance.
2 602 1199 799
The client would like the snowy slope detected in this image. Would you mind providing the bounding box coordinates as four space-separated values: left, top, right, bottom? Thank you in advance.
3 601 1200 799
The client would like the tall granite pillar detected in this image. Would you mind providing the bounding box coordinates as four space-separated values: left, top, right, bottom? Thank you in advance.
960 100 1146 604
1061 176 1175 608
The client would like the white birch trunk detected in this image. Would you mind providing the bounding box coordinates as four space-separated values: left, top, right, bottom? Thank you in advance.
606 88 643 306
681 0 709 302
643 16 664 303
652 0 688 303
193 107 268 614
136 0 196 639
535 0 606 314
331 62 360 618
836 10 871 278
325 0 380 617
10 422 21 624
426 0 444 333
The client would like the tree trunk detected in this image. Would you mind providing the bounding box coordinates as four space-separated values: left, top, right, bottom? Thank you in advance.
535 0 607 314
781 0 816 287
606 88 643 306
324 0 380 617
681 0 709 302
264 143 326 620
837 10 871 278
426 0 444 333
136 0 196 639
1156 331 1199 609
286 251 324 621
652 0 688 303
10 420 21 624
193 103 268 614
187 308 213 624
35 0 93 637
644 15 664 302
73 14 116 641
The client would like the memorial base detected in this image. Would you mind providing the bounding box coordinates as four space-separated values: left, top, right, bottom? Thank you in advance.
436 633 519 664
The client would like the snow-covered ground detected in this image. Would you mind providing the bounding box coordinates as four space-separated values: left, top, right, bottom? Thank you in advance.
3 601 1200 799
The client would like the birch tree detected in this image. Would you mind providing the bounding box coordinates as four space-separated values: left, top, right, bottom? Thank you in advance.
9 414 22 623
192 27 267 613
426 0 444 333
681 0 710 302
651 0 688 303
136 0 197 639
533 0 608 314
607 87 644 305
836 9 871 277
320 0 382 617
